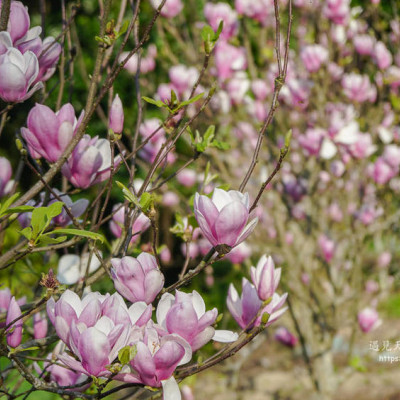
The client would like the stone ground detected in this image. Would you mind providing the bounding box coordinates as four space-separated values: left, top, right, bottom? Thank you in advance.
191 320 400 400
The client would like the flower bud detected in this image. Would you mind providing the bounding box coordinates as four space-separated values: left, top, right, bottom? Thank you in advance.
6 297 23 347
109 94 124 134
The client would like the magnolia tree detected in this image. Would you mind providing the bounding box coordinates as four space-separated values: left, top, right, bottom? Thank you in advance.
176 0 398 398
0 1 293 399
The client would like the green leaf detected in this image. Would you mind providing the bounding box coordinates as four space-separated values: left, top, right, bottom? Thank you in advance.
284 129 292 148
19 227 32 240
31 207 49 238
195 142 207 153
187 126 195 142
0 192 20 216
201 25 215 43
8 346 39 355
204 125 215 143
217 183 230 191
201 22 223 54
142 96 165 108
179 92 204 107
118 20 129 36
139 193 152 213
170 89 178 106
47 202 64 219
118 345 137 365
36 235 67 246
49 228 105 243
116 181 140 207
31 202 63 239
215 20 224 40
211 140 230 150
3 205 35 215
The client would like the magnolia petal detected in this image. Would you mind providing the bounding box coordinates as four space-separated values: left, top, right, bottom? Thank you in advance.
162 376 181 400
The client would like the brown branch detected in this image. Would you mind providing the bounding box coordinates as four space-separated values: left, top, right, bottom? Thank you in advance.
238 0 293 192
0 0 11 32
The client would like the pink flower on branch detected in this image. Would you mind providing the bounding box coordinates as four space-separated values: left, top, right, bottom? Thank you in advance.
194 188 258 252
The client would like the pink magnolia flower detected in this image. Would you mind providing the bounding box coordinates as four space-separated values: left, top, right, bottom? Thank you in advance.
109 203 150 243
377 251 391 268
353 34 375 56
157 290 238 351
300 45 329 73
204 2 239 41
168 65 199 96
61 135 119 189
382 145 400 169
250 255 282 301
162 191 180 207
342 73 376 103
327 202 343 222
214 41 247 81
33 36 62 83
318 234 335 263
150 0 183 18
57 252 102 285
298 128 325 156
111 253 164 304
109 94 124 134
275 327 298 348
327 62 344 80
0 288 25 329
119 45 157 74
365 280 379 294
348 133 377 159
47 290 152 377
1 1 30 43
17 189 88 229
282 173 307 202
330 160 346 177
227 241 252 264
374 41 392 70
6 296 23 347
115 320 192 400
33 312 48 339
34 342 88 389
323 0 350 25
370 157 396 185
139 118 176 164
177 169 197 187
227 278 287 329
181 385 195 400
51 190 89 227
17 32 62 84
251 79 270 101
281 79 311 110
0 157 13 197
194 188 258 249
226 72 250 105
358 308 381 333
21 103 84 162
386 66 400 89
0 48 42 102
234 0 273 26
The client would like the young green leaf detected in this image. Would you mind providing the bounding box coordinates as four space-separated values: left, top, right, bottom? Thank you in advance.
116 181 140 207
49 228 105 243
139 192 153 213
0 192 20 217
3 205 35 215
142 96 165 108
19 227 32 241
